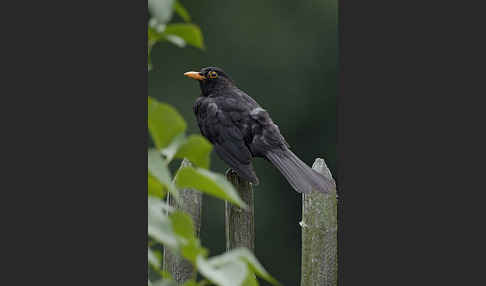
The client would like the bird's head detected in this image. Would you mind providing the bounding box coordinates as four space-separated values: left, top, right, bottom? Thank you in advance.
184 67 235 95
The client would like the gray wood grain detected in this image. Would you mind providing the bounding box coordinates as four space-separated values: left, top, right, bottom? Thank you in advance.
301 158 338 286
225 169 255 251
163 159 202 283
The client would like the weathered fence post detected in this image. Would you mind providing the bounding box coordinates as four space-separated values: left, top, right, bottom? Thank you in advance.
225 169 255 251
301 158 338 286
163 159 202 283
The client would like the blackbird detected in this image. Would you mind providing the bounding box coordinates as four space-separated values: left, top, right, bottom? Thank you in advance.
184 67 333 193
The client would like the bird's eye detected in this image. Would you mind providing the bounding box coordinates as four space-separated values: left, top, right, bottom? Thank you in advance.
208 71 218 79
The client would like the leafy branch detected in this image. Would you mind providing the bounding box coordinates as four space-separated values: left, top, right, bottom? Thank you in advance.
148 0 204 70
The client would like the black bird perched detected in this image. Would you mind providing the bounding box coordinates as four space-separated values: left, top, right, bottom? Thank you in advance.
184 67 333 193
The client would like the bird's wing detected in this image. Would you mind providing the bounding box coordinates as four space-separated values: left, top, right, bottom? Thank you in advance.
249 107 290 151
196 99 259 184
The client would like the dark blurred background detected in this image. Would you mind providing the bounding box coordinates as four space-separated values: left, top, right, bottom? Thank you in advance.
149 1 337 284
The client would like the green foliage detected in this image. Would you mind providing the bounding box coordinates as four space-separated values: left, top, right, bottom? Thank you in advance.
149 173 167 199
148 22 205 51
151 279 178 286
162 134 212 169
148 0 204 70
243 273 258 286
206 248 280 286
175 166 247 209
174 1 191 22
148 196 178 249
148 97 187 150
196 256 248 286
148 195 278 285
163 23 205 49
148 0 176 25
148 194 278 286
147 95 244 206
147 96 278 285
181 280 197 286
148 247 162 269
169 210 195 241
148 148 179 200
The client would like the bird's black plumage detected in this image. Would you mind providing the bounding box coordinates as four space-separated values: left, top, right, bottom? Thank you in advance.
185 67 333 193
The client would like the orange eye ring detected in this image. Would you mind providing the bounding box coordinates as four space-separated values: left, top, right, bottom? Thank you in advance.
208 71 218 79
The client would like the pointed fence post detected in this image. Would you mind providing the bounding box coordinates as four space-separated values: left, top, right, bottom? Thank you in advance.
163 159 202 283
300 158 338 286
225 169 255 251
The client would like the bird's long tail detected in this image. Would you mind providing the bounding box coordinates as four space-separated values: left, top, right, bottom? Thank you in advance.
265 149 334 193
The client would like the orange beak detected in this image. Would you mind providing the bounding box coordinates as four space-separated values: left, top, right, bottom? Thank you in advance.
184 71 206 80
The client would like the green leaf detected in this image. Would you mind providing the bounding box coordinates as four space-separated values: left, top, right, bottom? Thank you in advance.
161 270 173 280
148 195 175 213
148 196 178 249
148 97 187 149
148 149 171 185
182 280 197 286
174 135 212 169
161 133 187 163
148 247 162 269
162 134 212 168
164 24 205 49
174 1 191 22
149 173 167 198
243 273 259 286
148 149 179 199
148 20 204 51
197 280 210 286
151 279 178 286
169 211 194 240
207 248 280 286
175 167 247 209
181 238 208 263
197 256 248 286
169 210 208 263
149 25 165 49
165 34 186 48
148 0 176 25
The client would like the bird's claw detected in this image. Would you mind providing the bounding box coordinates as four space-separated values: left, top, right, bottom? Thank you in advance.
225 168 237 178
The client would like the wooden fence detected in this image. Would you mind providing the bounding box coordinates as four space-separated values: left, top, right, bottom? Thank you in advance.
164 158 337 286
